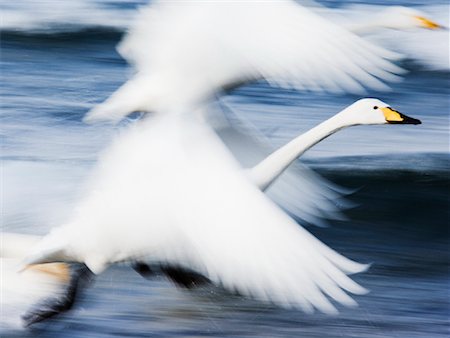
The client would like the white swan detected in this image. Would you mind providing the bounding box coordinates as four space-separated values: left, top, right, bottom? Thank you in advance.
17 98 420 325
309 5 445 35
84 0 403 124
321 5 448 70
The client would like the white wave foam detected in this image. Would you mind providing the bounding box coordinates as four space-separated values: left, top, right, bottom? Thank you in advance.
0 0 142 32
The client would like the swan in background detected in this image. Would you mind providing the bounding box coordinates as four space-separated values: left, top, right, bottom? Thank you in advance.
84 2 446 125
84 0 404 124
11 98 420 326
321 6 445 34
314 4 448 70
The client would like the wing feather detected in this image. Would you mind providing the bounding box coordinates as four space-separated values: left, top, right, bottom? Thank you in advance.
86 0 404 122
153 120 368 314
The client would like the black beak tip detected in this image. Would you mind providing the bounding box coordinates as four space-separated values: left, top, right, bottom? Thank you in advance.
407 117 422 125
399 112 422 125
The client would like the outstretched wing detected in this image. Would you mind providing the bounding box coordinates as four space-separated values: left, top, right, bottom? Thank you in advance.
166 164 367 314
153 120 368 314
86 0 403 122
20 115 369 315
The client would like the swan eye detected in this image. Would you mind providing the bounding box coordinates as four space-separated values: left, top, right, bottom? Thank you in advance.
373 106 378 110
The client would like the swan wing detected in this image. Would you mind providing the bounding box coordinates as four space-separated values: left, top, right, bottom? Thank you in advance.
265 164 351 226
19 116 368 315
168 166 368 314
86 0 403 122
152 121 368 314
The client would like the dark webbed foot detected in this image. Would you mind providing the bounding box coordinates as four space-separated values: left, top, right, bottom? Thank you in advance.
133 261 210 289
22 264 94 327
132 262 155 279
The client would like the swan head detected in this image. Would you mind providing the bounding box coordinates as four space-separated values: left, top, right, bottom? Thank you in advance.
377 6 443 30
340 98 421 126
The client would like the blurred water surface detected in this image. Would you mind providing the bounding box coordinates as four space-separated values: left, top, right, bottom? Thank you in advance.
1 0 449 337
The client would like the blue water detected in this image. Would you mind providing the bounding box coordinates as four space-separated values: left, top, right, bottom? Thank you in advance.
1 0 449 337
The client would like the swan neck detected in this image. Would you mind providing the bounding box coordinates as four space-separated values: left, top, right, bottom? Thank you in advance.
251 114 349 190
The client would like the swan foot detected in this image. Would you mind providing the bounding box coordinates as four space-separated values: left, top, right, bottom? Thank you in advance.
22 264 94 327
132 262 155 279
133 262 210 288
160 266 211 289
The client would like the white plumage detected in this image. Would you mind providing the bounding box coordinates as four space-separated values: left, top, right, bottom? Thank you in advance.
85 0 403 123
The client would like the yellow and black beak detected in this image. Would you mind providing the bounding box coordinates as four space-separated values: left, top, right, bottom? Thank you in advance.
415 16 445 30
382 107 421 125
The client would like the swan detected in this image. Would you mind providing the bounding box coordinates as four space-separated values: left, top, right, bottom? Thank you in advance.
348 6 444 34
13 98 420 326
84 0 403 124
321 5 448 70
314 5 445 35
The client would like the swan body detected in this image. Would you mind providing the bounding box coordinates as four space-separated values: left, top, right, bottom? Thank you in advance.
19 99 420 323
85 0 403 124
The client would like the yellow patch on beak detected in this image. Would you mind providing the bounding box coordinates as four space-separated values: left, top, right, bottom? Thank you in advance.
382 107 403 122
415 16 441 30
381 107 422 125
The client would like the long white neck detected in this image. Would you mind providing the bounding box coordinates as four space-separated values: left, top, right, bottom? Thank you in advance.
250 113 350 191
